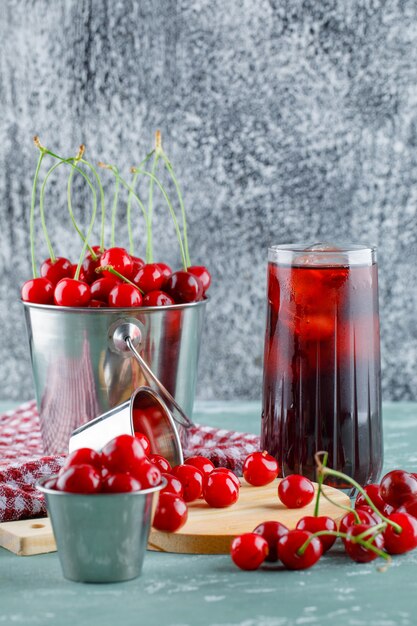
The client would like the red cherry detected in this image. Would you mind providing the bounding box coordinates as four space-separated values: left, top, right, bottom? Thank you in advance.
296 516 337 552
56 464 101 494
165 271 204 303
54 278 91 307
21 277 54 304
230 533 269 570
99 247 133 279
133 459 161 488
160 473 184 497
203 471 239 508
253 520 289 562
108 284 142 307
243 451 279 486
355 506 382 525
40 257 73 285
133 263 166 293
339 509 378 534
86 245 102 258
131 256 145 275
383 512 417 554
88 298 106 307
134 432 151 455
171 464 204 502
63 448 102 471
355 484 387 513
143 290 175 306
153 493 188 532
344 523 384 563
380 470 417 508
398 497 417 519
278 475 315 509
101 434 147 476
102 473 142 493
185 456 215 477
157 263 172 279
187 265 211 292
81 254 101 284
278 530 323 570
90 277 120 303
210 468 240 490
149 454 172 473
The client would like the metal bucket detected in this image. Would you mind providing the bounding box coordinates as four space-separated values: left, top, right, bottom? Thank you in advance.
23 300 207 454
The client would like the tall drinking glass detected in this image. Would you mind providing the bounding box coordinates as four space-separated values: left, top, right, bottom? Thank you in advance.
261 244 383 488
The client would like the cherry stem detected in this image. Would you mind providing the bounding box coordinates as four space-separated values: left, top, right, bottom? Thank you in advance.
146 151 159 264
39 161 59 264
96 265 144 294
79 158 106 253
297 529 390 564
30 141 46 278
315 453 402 534
127 150 155 256
313 451 328 517
319 487 361 523
110 166 120 248
67 148 97 259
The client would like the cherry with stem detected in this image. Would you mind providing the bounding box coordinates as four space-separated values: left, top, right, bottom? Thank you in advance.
30 137 47 278
96 265 144 294
126 150 155 256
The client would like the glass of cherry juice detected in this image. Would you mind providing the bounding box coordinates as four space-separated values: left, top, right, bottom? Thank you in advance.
261 244 383 490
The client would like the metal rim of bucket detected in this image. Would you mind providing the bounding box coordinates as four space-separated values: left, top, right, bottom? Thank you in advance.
37 475 168 497
21 297 208 313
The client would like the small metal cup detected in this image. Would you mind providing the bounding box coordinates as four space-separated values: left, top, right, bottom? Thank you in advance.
38 477 165 583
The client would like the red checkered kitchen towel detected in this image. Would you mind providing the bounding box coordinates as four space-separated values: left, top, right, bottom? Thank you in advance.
0 401 260 523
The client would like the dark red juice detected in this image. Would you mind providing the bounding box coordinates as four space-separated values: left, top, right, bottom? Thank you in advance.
261 252 383 488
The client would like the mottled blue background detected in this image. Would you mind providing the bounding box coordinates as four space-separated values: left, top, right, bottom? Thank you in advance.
0 0 416 401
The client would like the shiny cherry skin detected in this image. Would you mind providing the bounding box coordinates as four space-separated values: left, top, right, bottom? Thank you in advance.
149 454 172 473
134 432 151 456
56 464 101 494
143 290 175 306
253 520 289 562
380 470 417 508
153 493 188 532
355 484 386 513
185 456 215 477
171 464 204 502
344 523 384 563
133 263 166 293
398 496 417 519
21 277 54 304
187 265 211 292
134 459 161 489
278 475 315 509
203 471 240 508
40 257 73 285
296 516 337 552
165 271 204 303
99 247 133 279
108 284 142 307
243 451 279 486
355 506 382 525
89 299 106 307
231 533 269 570
160 473 184 497
101 434 147 476
278 530 323 570
81 254 101 284
54 278 91 307
63 447 102 471
157 263 172 279
131 256 145 275
210 468 240 489
102 473 142 493
339 509 378 535
383 512 417 554
90 277 120 303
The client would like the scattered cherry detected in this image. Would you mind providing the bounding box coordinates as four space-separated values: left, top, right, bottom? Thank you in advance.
63 447 102 471
153 492 188 532
278 530 323 570
383 512 417 554
54 278 91 307
296 516 337 552
253 520 289 562
278 475 315 509
380 470 417 508
243 451 279 486
165 271 204 303
99 247 133 279
344 523 384 563
210 468 240 490
160 473 184 497
143 290 175 306
187 265 211 292
203 471 239 508
185 456 215 477
134 432 151 456
108 283 142 307
149 454 172 473
56 464 101 494
21 277 54 304
230 533 269 570
101 434 146 476
133 263 166 293
40 257 73 285
171 464 204 502
102 473 142 493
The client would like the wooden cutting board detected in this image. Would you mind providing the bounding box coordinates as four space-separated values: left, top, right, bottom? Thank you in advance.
0 479 349 556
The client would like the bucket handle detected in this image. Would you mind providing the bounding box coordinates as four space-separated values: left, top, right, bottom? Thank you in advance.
110 321 194 429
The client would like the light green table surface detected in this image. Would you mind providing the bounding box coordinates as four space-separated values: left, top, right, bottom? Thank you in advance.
1 401 416 626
